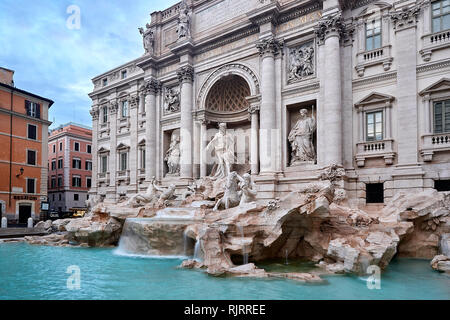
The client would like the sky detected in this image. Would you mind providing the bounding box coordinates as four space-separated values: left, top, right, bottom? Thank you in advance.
0 0 179 129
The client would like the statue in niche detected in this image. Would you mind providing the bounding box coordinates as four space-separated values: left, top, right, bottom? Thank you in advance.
238 173 257 205
206 123 235 180
125 177 160 207
176 0 191 40
138 23 154 55
288 44 314 81
288 108 316 165
163 87 180 113
165 129 181 176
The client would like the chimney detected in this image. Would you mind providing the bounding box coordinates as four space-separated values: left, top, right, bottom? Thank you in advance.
0 67 14 86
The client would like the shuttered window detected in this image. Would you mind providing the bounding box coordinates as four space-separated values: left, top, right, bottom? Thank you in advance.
434 99 450 133
27 150 36 165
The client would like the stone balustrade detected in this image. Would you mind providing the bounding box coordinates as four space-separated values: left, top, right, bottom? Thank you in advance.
420 30 450 62
421 133 450 162
355 139 395 167
355 45 393 77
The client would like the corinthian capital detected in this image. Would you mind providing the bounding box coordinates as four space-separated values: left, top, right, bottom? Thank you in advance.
90 107 99 120
177 65 194 83
141 78 161 95
256 37 284 57
314 13 345 43
389 5 421 30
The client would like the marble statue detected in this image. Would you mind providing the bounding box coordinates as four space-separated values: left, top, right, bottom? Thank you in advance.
206 123 235 179
85 195 100 210
288 44 314 81
165 130 180 176
182 181 199 200
238 173 257 205
213 171 242 211
126 177 160 207
176 0 190 40
138 23 154 55
288 108 316 165
157 184 177 203
163 87 180 113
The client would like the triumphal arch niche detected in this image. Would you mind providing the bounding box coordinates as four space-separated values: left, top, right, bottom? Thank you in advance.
197 64 261 177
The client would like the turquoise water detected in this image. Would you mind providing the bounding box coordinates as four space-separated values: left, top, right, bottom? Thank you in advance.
0 243 449 300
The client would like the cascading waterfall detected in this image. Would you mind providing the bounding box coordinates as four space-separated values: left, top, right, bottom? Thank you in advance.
193 239 202 261
183 231 188 257
237 224 248 265
285 249 289 265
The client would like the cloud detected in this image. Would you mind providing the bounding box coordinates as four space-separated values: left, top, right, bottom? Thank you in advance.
0 0 178 129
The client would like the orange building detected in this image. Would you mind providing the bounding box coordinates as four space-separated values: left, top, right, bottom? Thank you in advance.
0 67 53 225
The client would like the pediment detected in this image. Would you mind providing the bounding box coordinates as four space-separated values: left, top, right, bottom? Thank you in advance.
355 92 395 107
116 143 129 150
138 138 146 146
98 147 109 153
356 2 391 18
419 78 450 96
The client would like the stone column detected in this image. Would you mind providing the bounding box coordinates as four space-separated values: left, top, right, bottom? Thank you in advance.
256 37 283 174
249 105 260 175
89 105 99 194
315 14 344 165
144 79 160 181
108 101 118 193
193 120 200 179
177 65 194 180
391 6 420 164
200 120 207 178
128 95 139 192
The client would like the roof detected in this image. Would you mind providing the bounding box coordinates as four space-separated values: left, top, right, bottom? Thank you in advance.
0 81 54 107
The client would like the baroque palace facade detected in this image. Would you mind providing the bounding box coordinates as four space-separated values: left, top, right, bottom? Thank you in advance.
89 0 450 207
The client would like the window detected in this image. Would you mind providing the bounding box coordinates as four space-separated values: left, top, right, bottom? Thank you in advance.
58 175 63 187
51 160 56 170
435 179 450 191
432 0 450 33
25 101 40 119
27 124 37 140
120 152 127 171
366 111 383 141
72 158 81 169
85 161 92 171
72 176 81 187
103 78 108 86
121 101 128 118
26 178 35 194
58 194 62 201
52 144 56 153
140 149 146 169
59 142 63 151
366 19 381 51
58 158 63 169
74 142 80 151
86 177 92 188
102 106 108 123
433 99 450 133
51 176 56 188
87 145 92 154
74 194 79 201
27 150 36 165
101 155 108 173
121 70 127 79
366 183 384 203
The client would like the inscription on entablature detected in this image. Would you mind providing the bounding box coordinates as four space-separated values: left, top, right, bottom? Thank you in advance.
277 10 323 33
193 34 259 63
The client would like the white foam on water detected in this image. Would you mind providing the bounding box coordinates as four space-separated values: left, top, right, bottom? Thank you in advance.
113 248 188 260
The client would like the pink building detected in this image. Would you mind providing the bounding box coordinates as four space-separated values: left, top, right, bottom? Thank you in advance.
48 123 92 213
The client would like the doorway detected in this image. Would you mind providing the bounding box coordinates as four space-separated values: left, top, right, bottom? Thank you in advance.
19 204 32 224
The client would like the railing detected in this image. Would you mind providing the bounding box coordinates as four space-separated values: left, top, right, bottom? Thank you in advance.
356 139 395 166
423 133 450 148
429 30 450 45
161 2 181 21
363 48 384 62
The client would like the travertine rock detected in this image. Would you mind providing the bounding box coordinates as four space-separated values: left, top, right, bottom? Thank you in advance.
430 255 450 273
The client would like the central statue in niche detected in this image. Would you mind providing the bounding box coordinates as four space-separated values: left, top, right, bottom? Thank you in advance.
206 123 235 179
288 108 316 165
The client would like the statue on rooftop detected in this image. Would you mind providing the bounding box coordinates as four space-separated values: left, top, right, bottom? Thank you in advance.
139 23 154 55
176 0 191 40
